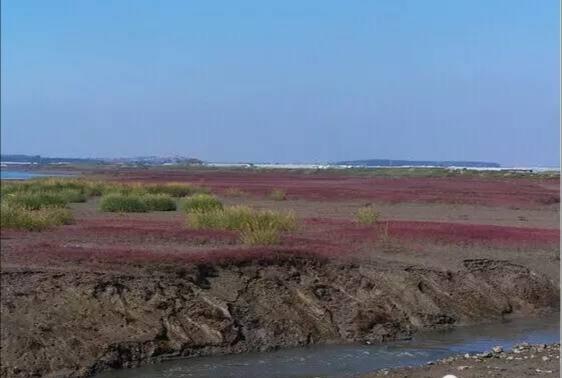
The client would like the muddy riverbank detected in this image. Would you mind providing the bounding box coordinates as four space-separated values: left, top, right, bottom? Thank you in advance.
1 255 559 377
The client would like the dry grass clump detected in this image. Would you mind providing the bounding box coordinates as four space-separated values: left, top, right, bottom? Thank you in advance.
99 193 149 213
269 188 287 201
356 206 380 225
0 202 73 231
186 205 296 245
181 193 223 213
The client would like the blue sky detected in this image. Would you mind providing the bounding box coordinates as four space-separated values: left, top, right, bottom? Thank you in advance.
1 1 560 166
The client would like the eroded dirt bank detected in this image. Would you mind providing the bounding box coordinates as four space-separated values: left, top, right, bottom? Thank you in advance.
1 256 559 378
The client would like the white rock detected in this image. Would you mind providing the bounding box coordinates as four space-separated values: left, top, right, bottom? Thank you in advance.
492 346 503 353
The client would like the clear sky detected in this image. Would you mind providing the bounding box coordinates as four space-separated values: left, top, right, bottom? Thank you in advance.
1 1 560 166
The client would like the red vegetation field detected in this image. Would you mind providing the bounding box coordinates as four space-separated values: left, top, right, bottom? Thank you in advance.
99 168 560 207
1 169 559 275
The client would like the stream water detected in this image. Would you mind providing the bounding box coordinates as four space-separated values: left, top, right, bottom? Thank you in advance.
97 313 559 378
0 170 72 180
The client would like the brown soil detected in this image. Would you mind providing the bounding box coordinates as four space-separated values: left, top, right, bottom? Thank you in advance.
1 256 559 377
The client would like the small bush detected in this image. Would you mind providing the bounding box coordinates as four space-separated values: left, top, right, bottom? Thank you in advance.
181 194 223 213
0 203 73 231
99 194 148 213
356 206 380 225
141 194 177 211
4 192 68 210
269 189 287 201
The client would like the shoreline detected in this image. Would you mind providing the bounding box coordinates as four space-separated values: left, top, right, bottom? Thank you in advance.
366 343 561 377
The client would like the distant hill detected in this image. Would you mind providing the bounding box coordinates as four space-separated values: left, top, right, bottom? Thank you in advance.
334 159 501 168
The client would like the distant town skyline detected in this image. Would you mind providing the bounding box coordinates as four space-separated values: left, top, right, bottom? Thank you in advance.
1 1 560 167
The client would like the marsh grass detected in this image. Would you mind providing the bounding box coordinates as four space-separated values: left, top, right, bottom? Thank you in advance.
145 183 209 197
240 227 280 245
99 193 149 212
141 194 177 211
0 178 111 200
269 189 287 201
4 192 68 210
57 189 87 203
186 205 296 245
356 206 380 225
181 193 223 213
0 202 73 231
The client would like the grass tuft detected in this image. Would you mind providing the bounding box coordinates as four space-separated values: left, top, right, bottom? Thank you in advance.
181 193 223 213
3 192 68 210
185 205 296 245
141 194 177 211
0 202 73 231
356 206 380 225
99 193 149 213
269 188 287 201
240 227 280 245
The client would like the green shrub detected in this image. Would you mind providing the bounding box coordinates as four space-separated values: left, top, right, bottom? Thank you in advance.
356 206 380 225
269 189 287 201
181 194 223 213
4 192 68 210
99 193 148 212
0 203 73 231
141 194 177 211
